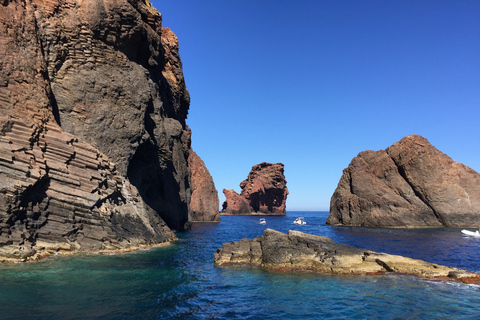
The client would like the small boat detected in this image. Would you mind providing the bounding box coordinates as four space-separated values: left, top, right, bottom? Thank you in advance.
259 218 266 225
293 217 306 225
461 229 480 237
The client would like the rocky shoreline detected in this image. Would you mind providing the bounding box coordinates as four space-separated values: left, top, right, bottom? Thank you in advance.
214 229 480 284
0 241 173 264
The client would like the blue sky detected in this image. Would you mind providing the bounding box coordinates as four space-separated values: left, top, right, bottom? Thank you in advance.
152 1 480 211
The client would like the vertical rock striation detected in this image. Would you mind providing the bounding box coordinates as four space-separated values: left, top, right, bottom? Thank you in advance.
0 0 202 261
222 162 288 215
327 135 480 227
34 0 192 231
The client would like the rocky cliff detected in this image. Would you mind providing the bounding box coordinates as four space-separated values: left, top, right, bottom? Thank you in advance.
0 0 213 261
214 229 480 284
222 162 288 215
188 151 220 222
327 135 480 227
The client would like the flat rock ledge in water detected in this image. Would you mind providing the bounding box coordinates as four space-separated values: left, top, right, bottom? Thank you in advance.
214 229 480 284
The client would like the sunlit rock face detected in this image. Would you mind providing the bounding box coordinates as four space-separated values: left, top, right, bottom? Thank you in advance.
188 151 220 222
222 162 288 215
214 229 480 284
0 0 200 261
327 135 480 227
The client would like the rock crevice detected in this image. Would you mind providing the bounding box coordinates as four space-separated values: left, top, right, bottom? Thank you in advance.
387 153 444 226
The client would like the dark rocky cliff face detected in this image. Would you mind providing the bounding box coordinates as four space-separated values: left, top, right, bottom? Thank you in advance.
327 135 480 227
222 162 288 215
36 0 192 231
0 0 211 261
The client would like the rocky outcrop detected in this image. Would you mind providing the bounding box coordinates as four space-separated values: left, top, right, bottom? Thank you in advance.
188 151 220 222
221 162 288 215
214 229 480 284
0 0 196 261
0 120 175 262
327 135 480 227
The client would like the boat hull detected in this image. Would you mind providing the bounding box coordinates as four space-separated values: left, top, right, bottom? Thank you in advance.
461 229 480 237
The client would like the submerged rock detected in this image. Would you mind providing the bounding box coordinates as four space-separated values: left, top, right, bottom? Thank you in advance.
327 135 480 227
0 0 204 261
222 162 288 215
214 229 480 284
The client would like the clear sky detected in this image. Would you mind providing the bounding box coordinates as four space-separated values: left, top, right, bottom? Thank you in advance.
152 1 480 211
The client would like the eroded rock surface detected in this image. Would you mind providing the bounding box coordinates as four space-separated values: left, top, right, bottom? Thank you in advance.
214 229 480 284
0 0 197 261
222 162 288 215
327 135 480 227
188 151 220 222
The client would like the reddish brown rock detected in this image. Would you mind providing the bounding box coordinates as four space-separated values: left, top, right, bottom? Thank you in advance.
327 135 480 227
222 189 253 214
188 151 220 222
222 162 288 215
0 0 198 261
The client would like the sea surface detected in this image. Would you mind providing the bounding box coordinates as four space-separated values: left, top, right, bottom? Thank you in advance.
1 211 480 319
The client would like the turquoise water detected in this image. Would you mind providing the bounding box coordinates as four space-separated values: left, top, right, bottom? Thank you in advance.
1 211 480 319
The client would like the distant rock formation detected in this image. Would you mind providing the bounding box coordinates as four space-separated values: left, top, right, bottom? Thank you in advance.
327 135 480 227
222 162 288 215
188 151 220 222
214 229 480 284
0 0 201 261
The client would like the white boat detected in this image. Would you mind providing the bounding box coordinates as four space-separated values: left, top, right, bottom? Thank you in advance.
461 229 480 237
293 217 306 225
259 218 266 225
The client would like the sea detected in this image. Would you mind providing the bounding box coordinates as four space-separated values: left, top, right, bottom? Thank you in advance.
1 211 480 319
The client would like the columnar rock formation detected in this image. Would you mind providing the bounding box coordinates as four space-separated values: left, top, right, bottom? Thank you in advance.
222 162 288 215
188 151 220 222
0 0 213 261
214 229 480 284
327 135 480 227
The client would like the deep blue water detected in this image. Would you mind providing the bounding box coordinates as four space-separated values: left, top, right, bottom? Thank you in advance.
1 211 480 319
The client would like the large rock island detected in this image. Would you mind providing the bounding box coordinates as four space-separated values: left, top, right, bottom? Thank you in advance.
214 229 480 284
0 0 215 262
222 162 288 215
327 135 480 227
